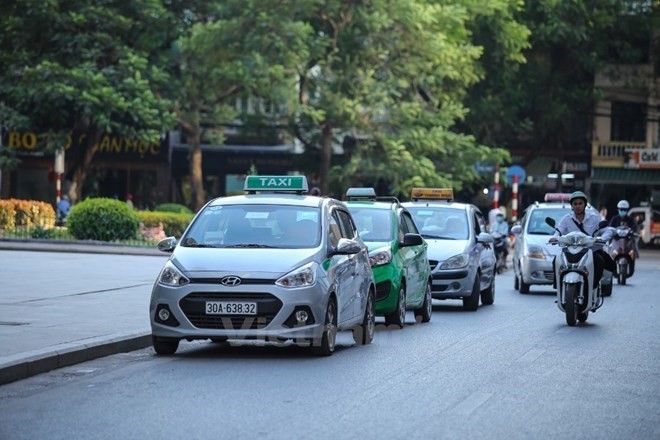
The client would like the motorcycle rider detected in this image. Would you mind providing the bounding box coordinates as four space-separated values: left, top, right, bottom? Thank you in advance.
489 212 509 266
609 199 639 258
549 191 615 285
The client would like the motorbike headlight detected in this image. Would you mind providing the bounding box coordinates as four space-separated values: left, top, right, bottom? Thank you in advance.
276 261 317 288
525 245 546 259
369 247 392 267
439 253 469 270
158 261 190 287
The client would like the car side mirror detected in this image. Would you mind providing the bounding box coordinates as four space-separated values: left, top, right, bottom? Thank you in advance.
157 236 177 253
400 233 424 247
477 232 494 244
331 238 362 256
511 225 522 235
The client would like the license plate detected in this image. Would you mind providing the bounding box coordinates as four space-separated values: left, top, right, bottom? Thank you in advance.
205 301 257 315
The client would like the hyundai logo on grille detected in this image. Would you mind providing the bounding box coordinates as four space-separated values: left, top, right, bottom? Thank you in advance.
221 276 242 286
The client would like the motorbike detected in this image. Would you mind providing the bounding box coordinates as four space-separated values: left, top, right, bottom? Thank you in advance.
606 226 638 285
546 217 610 327
491 231 508 274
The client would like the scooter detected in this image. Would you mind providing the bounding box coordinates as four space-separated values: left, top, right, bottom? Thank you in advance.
546 217 609 327
491 231 508 274
606 226 638 285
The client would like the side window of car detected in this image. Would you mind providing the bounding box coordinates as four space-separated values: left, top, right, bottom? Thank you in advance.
328 211 342 248
475 212 487 234
336 209 357 239
402 212 419 234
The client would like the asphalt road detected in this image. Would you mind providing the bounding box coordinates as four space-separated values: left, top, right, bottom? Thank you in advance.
0 251 659 440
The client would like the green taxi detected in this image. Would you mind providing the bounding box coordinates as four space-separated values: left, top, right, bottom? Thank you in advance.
345 188 432 327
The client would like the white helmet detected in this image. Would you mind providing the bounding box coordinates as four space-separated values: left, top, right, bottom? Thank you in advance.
617 200 630 210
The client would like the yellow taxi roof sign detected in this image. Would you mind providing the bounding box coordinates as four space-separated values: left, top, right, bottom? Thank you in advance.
410 188 454 201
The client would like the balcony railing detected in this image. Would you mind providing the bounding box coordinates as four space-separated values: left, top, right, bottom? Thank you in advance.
592 141 646 168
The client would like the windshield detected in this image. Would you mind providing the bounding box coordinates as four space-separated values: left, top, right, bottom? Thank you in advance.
526 208 571 235
348 208 393 242
406 207 468 240
181 204 321 249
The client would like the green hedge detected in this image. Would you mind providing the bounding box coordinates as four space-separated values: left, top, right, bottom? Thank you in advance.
153 203 193 214
137 210 194 237
67 198 140 241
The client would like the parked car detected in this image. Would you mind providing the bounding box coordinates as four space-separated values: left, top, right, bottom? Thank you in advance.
510 193 611 294
345 187 432 327
150 175 376 356
402 188 495 311
628 205 660 247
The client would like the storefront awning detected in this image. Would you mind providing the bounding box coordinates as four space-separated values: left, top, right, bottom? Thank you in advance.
592 168 660 185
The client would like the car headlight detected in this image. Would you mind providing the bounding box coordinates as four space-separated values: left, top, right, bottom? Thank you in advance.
369 246 392 267
158 261 190 287
525 245 546 259
439 253 469 270
276 261 317 288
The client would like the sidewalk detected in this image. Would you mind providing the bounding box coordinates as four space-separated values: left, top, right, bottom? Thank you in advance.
0 239 166 386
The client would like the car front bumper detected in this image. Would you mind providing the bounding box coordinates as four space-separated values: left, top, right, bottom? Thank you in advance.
150 281 331 342
520 256 554 285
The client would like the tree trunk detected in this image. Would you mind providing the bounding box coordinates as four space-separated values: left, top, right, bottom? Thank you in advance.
188 127 205 211
68 128 101 204
320 123 333 196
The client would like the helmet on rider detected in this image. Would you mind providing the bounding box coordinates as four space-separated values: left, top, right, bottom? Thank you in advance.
569 191 588 204
616 200 630 210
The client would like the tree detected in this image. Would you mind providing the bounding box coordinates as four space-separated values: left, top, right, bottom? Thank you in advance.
170 0 311 210
290 0 525 197
0 0 177 203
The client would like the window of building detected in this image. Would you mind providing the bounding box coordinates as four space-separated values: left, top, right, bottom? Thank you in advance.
611 101 646 142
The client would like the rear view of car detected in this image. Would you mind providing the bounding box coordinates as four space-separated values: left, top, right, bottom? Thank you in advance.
149 175 376 356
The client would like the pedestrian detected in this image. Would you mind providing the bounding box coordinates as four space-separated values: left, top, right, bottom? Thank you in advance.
56 195 72 225
126 193 134 209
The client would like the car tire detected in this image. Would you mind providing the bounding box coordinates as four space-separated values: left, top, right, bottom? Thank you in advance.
463 275 480 311
514 271 520 291
353 290 376 346
385 284 406 328
312 298 337 356
519 274 530 294
481 275 495 305
414 281 433 323
152 336 179 355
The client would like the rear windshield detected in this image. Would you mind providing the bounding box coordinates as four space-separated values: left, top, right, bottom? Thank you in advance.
526 208 571 235
181 204 321 249
347 207 393 242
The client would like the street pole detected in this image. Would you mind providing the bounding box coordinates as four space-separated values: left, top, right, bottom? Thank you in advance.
54 148 65 204
493 164 500 209
512 175 518 222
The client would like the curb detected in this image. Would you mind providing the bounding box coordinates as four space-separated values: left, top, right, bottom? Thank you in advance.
0 331 152 386
0 239 163 256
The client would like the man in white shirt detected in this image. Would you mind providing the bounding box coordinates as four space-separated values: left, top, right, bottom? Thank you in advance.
549 191 614 284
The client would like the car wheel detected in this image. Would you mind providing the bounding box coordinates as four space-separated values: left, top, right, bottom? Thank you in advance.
385 284 406 328
152 336 179 355
312 298 337 356
414 281 433 323
353 289 375 346
519 274 530 294
514 271 520 291
463 275 480 311
480 275 495 305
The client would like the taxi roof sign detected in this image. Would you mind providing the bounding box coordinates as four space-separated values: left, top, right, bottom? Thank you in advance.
244 175 308 193
346 187 377 200
410 187 454 201
544 193 571 203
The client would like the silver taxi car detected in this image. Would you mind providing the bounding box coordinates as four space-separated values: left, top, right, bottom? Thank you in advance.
402 188 495 311
150 175 376 356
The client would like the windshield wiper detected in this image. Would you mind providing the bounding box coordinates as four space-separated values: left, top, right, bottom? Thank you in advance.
224 244 275 248
421 234 456 240
183 243 218 248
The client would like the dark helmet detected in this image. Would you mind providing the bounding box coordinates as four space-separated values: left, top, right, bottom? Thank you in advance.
569 191 588 204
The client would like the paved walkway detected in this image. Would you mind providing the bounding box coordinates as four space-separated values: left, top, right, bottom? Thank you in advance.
0 239 166 385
